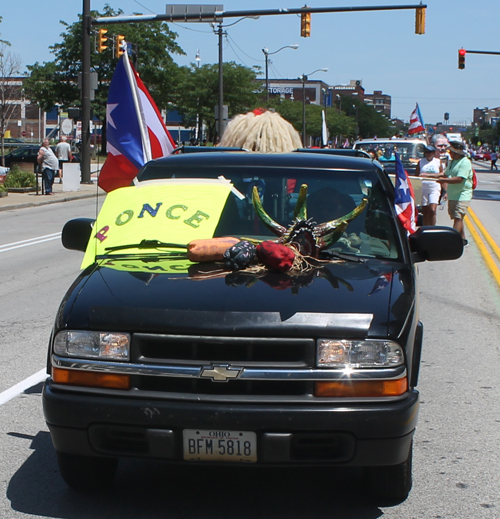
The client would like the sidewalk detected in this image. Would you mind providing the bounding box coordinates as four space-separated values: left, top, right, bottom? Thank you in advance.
0 178 105 212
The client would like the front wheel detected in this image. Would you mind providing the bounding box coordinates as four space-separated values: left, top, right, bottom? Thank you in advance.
363 442 413 505
56 451 118 491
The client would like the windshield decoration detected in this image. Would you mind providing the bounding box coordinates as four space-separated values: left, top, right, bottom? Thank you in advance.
252 184 368 258
81 181 232 269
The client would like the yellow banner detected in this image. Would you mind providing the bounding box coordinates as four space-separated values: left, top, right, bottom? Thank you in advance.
82 181 231 269
98 257 194 274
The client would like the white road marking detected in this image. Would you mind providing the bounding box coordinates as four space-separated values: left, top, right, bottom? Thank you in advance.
0 369 48 406
0 233 61 253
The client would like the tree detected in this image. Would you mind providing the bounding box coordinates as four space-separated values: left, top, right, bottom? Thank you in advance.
0 43 22 164
174 62 261 142
342 97 391 139
23 6 185 127
274 100 357 145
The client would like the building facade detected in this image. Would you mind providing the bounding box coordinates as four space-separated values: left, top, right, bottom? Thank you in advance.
263 78 392 118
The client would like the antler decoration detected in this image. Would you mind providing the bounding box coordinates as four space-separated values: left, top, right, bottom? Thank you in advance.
252 184 367 258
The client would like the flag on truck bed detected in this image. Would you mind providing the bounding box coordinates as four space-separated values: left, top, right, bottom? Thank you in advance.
408 103 425 135
98 49 175 193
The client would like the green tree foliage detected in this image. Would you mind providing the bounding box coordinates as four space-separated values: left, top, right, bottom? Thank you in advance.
274 98 381 145
174 62 261 142
24 6 185 123
342 97 391 139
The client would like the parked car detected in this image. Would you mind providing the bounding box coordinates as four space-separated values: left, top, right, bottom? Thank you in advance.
43 151 463 503
0 145 81 168
1 146 41 168
1 137 30 150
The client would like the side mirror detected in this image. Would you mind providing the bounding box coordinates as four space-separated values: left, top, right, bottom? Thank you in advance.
409 226 463 262
62 218 95 252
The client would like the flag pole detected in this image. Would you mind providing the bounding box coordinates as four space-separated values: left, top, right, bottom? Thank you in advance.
121 49 152 163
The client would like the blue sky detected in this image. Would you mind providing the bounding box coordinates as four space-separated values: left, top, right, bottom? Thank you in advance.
2 0 499 127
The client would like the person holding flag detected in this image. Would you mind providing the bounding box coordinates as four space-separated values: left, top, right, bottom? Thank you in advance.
98 45 175 193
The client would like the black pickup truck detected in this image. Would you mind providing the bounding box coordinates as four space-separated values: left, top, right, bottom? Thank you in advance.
42 151 462 503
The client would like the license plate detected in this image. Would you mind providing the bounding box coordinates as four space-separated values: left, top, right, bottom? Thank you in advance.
183 429 257 463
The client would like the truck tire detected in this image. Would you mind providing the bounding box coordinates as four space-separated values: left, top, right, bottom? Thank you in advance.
56 451 118 491
363 442 413 505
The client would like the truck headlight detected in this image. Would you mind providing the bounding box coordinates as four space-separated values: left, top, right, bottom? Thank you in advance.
54 331 130 360
317 339 403 368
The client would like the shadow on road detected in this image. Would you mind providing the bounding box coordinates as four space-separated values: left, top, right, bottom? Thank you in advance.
6 430 391 519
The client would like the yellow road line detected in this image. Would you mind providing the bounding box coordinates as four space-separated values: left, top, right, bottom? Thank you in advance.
468 208 500 261
465 209 500 286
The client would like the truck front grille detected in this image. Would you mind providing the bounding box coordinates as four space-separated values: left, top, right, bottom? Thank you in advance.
131 333 315 399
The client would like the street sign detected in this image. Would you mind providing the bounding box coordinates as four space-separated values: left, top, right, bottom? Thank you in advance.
61 118 74 135
165 4 223 22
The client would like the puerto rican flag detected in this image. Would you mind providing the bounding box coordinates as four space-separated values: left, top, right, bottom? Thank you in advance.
394 152 417 235
408 103 425 135
98 49 175 192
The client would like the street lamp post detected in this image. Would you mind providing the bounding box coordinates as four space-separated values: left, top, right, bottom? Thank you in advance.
300 68 328 147
262 44 299 106
195 50 201 143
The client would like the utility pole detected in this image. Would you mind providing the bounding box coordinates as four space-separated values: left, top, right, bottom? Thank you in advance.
81 0 91 183
217 22 224 140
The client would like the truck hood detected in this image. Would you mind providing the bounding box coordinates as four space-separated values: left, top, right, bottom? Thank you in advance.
58 257 415 339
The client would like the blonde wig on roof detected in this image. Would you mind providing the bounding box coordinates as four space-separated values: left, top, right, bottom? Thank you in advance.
218 109 302 153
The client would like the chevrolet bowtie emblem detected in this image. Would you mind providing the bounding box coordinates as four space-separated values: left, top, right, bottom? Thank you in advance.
200 365 242 382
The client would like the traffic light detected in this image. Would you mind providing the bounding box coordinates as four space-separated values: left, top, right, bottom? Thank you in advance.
415 6 426 34
97 29 108 53
116 35 125 58
301 7 311 38
458 48 466 70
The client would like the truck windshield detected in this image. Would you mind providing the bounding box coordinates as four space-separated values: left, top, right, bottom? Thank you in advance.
137 164 402 260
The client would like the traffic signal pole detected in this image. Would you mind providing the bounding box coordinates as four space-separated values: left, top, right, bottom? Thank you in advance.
81 0 91 184
457 49 500 70
86 3 427 150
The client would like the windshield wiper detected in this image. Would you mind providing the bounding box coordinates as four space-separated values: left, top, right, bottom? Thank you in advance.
319 250 366 263
104 239 187 253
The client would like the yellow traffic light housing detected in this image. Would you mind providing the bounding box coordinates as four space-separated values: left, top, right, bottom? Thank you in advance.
458 48 466 70
301 7 311 38
415 6 426 34
116 35 125 58
97 29 108 53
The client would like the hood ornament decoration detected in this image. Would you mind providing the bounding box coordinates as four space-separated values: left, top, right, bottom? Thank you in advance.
252 184 367 258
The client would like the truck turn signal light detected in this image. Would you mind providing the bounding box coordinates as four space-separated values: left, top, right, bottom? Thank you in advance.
458 48 466 70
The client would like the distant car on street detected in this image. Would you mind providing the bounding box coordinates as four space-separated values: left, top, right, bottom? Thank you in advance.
474 151 491 161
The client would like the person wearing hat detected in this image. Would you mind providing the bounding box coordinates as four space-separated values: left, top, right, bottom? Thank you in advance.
416 144 443 226
437 141 474 247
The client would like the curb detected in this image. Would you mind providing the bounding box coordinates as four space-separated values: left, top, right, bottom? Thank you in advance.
0 191 99 212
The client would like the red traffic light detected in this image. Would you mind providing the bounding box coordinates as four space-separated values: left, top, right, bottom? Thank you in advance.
458 49 466 69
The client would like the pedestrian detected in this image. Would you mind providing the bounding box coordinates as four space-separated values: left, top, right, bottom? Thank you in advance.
416 144 443 226
37 139 59 195
437 141 474 247
490 149 498 170
432 133 450 170
55 135 72 182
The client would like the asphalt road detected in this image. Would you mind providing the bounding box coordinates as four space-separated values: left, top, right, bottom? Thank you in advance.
0 190 499 518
